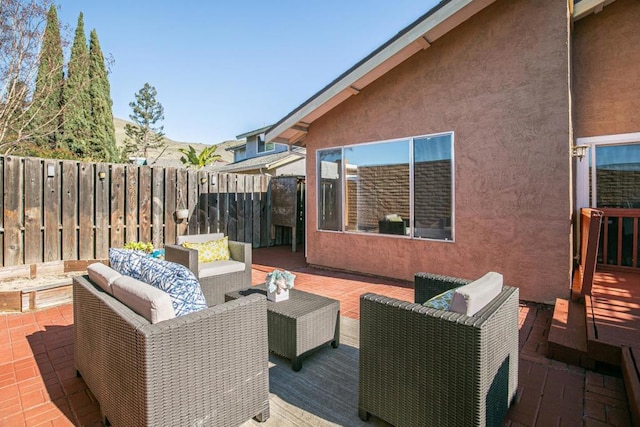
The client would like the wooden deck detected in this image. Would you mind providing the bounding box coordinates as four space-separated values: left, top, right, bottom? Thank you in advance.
550 269 640 366
587 269 640 365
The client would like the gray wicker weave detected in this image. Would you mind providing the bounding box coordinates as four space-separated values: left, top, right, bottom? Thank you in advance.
165 239 252 305
226 285 340 371
73 275 270 426
358 272 519 427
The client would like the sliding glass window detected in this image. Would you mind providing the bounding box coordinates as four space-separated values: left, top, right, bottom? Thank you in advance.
317 132 453 240
344 140 410 234
317 148 343 231
413 135 453 240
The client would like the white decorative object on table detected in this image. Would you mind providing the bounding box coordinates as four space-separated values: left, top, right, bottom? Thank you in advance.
265 269 296 302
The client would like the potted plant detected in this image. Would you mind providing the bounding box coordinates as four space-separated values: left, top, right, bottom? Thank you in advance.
123 241 154 253
175 208 189 220
265 269 296 302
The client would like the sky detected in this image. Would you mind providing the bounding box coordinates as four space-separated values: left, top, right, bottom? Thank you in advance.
55 1 440 146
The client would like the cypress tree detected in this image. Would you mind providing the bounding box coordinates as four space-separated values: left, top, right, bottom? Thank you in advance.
30 5 64 150
62 13 92 158
89 29 118 161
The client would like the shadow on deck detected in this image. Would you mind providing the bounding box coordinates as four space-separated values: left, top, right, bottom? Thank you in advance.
549 269 640 368
548 267 640 426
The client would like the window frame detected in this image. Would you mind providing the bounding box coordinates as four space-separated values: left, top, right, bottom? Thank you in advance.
257 133 275 154
316 131 455 242
576 132 640 210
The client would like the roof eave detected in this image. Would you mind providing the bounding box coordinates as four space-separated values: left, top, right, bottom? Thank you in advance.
265 0 499 144
265 0 618 146
236 124 273 140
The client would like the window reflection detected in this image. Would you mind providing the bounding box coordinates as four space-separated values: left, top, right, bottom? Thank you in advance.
318 148 342 231
414 135 453 240
344 140 410 234
596 143 640 208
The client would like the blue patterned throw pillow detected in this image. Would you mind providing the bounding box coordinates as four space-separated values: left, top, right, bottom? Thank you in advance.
139 257 207 316
109 248 146 281
423 288 457 311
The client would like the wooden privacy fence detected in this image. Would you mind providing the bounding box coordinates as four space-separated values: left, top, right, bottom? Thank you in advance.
0 155 273 270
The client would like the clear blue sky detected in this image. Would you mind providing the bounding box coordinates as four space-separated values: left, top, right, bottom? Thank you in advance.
55 1 439 146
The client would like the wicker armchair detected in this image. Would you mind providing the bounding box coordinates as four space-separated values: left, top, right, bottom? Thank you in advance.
359 273 519 427
165 233 252 305
74 275 269 426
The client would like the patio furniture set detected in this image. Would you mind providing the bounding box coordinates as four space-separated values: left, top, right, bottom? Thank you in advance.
73 233 519 426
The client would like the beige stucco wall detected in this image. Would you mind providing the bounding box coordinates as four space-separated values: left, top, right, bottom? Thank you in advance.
573 0 640 138
303 0 572 303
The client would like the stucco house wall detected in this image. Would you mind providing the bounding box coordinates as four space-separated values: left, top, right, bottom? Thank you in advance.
304 0 572 303
573 0 640 139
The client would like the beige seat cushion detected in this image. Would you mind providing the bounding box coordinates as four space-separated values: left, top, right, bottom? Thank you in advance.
450 272 503 316
176 233 224 245
87 263 121 294
199 259 246 278
111 276 176 324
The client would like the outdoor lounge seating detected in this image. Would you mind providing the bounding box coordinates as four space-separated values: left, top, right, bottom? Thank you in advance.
165 233 252 305
73 273 270 426
358 272 519 427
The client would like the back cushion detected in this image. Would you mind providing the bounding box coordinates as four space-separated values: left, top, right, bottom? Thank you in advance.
111 276 176 324
450 272 503 316
176 233 224 245
139 257 208 316
87 263 121 294
109 248 146 280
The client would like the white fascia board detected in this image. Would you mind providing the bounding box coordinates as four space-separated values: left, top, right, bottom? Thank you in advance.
265 0 475 143
573 0 616 20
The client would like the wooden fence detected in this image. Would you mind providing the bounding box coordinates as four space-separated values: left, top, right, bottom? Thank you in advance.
0 155 273 270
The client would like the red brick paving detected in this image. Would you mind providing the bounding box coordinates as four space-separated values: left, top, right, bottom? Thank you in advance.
0 246 632 426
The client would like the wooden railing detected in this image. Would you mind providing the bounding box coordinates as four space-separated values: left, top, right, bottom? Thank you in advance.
572 208 603 299
598 208 640 271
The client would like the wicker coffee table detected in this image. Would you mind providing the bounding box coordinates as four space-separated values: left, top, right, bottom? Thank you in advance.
226 285 340 371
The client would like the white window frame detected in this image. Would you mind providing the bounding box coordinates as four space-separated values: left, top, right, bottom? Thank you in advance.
576 132 640 209
316 131 455 242
257 133 275 154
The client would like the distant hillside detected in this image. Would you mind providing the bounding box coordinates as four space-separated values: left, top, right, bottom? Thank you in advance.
113 117 235 169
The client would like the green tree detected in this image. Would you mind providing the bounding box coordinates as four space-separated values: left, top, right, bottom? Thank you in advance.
88 29 117 161
62 12 92 158
28 4 64 151
178 145 222 169
123 83 167 161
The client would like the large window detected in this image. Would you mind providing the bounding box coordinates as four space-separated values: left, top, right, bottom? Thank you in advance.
317 132 454 240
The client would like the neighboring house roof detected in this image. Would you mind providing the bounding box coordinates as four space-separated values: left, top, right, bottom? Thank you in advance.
225 141 246 152
217 148 306 174
265 0 618 146
236 125 273 140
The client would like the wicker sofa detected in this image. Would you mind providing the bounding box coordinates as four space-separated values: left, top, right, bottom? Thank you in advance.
165 233 252 305
359 272 519 427
73 274 270 426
